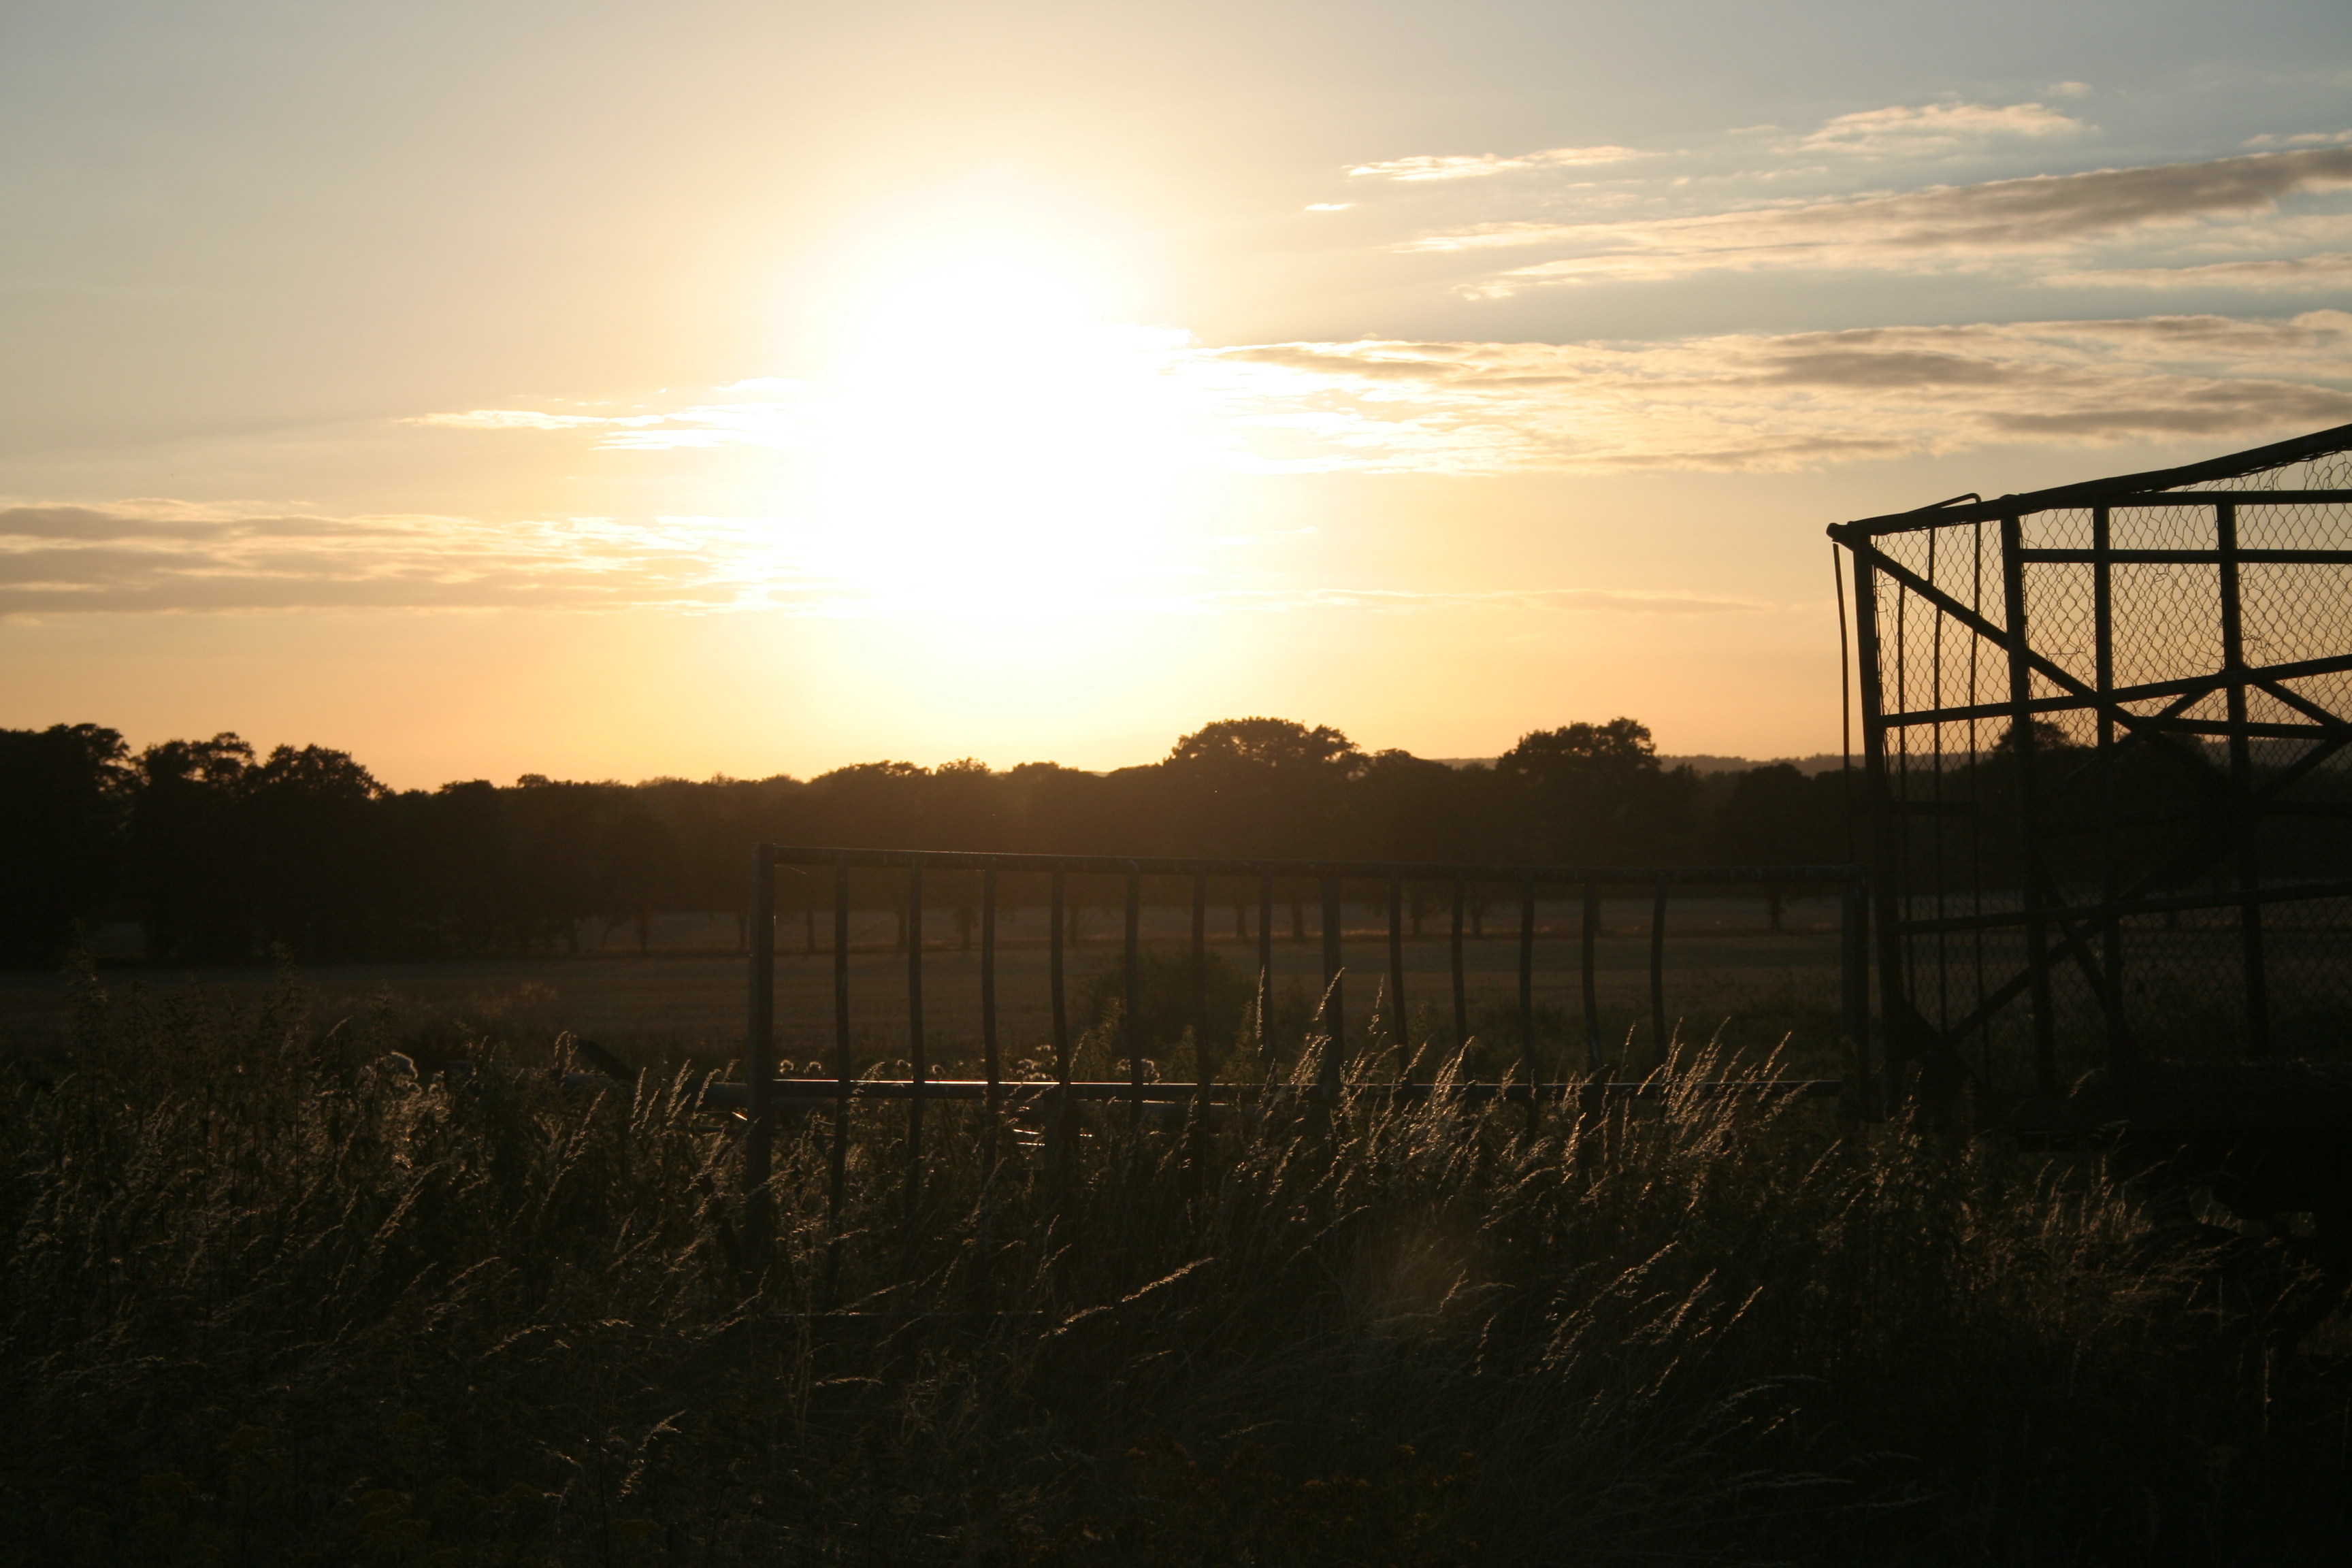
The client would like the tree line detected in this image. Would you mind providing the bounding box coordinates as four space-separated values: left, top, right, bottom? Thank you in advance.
1 716 1857 966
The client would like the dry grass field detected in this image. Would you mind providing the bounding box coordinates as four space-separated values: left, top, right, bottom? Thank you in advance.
4 962 2349 1565
0 896 1852 1080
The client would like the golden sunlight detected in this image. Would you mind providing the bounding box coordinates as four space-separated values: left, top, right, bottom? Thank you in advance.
798 238 1211 617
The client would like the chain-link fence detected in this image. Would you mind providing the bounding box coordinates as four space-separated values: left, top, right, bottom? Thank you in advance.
1831 423 2352 1102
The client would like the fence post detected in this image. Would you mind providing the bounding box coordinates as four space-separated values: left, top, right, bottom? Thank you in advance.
1648 879 1669 1066
2216 500 2271 1056
1257 872 1275 1068
1519 871 1538 1137
906 854 926 1219
1451 876 1468 1051
1049 868 1071 1187
1841 869 1874 1118
1999 514 2059 1097
1125 866 1143 1130
1844 537 1914 1100
744 844 775 1267
1320 876 1345 1102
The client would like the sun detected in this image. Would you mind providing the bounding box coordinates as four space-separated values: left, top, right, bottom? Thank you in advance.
798 235 1209 617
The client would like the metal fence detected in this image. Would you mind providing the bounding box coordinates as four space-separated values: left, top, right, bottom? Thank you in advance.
1829 421 2352 1104
736 845 1868 1239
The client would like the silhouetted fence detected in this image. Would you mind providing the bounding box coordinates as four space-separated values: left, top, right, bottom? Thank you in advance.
734 845 1869 1250
1832 421 2352 1105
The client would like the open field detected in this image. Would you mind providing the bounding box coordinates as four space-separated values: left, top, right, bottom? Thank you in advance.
0 897 1853 1079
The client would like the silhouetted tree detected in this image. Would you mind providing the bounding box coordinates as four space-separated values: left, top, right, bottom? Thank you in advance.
0 723 129 964
130 734 258 962
1496 718 1696 864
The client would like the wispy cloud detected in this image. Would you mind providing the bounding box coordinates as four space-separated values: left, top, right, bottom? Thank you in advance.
1399 147 2352 284
2246 129 2352 148
1797 100 2088 154
0 504 844 617
1182 310 2352 474
1348 144 1643 182
1203 587 1776 615
0 498 1774 623
411 393 809 450
2048 251 2352 289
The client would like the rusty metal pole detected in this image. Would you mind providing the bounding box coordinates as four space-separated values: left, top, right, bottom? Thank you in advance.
1388 873 1409 1081
2217 500 2271 1056
1841 869 1873 1117
1320 875 1345 1100
1999 514 2059 1096
1649 879 1669 1065
1519 871 1538 1136
744 844 775 1266
906 855 926 1220
1451 876 1468 1053
1125 866 1143 1130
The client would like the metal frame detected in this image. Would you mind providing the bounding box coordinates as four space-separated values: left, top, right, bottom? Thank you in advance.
1830 421 2352 1103
740 845 1869 1252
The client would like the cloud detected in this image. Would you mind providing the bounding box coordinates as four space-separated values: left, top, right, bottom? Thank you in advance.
1203 587 1776 615
1348 144 1642 182
2047 251 2352 289
413 394 810 451
0 499 1774 623
1797 100 2088 154
1403 146 2352 286
413 409 659 431
2246 129 2352 148
1178 310 2352 475
0 506 848 617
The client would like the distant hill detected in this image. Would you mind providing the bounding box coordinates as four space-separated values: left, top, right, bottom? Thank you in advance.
1431 753 1847 776
1663 753 1847 776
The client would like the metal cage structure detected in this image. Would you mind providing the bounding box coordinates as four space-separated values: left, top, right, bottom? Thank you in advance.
1831 422 2352 1109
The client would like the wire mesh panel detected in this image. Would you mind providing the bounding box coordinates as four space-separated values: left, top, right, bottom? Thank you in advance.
1832 423 2352 1105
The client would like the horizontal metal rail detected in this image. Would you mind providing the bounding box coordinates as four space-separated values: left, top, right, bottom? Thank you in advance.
700 1077 1844 1108
1893 877 2352 937
2019 547 2352 564
762 845 1863 885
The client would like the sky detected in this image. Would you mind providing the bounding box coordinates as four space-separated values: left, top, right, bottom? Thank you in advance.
2 0 2348 787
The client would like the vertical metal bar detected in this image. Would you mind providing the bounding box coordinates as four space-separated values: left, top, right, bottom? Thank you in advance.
1387 873 1408 1080
1580 879 1601 1072
1191 869 1209 1165
2093 505 2129 1070
1049 867 1070 1179
828 852 850 1297
906 855 925 1217
744 845 776 1260
2000 514 2059 1096
1648 879 1669 1063
981 863 1001 1150
1846 536 1914 1096
2217 500 2270 1056
1451 876 1468 1051
1320 875 1344 1093
1258 871 1275 1066
1928 527 1948 1036
1842 870 1874 1116
1895 536 1914 1024
1518 871 1537 1132
1125 866 1143 1128
1970 522 1989 1077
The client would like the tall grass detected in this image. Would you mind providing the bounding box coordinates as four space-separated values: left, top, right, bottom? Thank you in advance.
2 968 2347 1565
